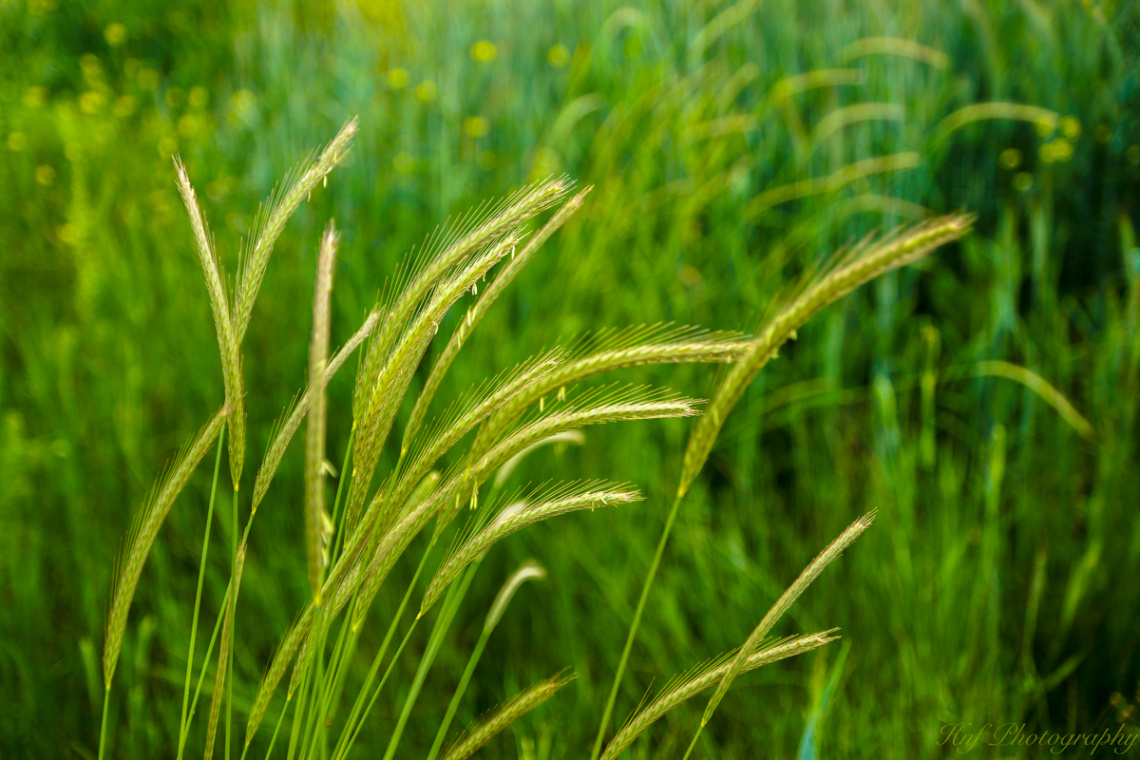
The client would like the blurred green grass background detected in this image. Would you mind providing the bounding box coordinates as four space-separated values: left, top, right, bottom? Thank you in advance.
2 0 1140 757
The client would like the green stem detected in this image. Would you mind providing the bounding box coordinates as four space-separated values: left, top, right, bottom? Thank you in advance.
178 425 226 759
285 661 312 760
381 562 478 760
318 617 359 735
332 619 420 760
98 686 111 760
299 598 342 760
226 484 239 760
327 432 354 568
328 541 434 760
260 696 291 760
295 620 321 760
303 431 358 748
681 725 703 760
426 624 490 760
181 582 231 757
312 611 351 734
297 612 329 760
590 492 684 760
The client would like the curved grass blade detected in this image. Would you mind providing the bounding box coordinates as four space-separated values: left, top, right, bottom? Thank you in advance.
349 385 700 628
233 118 357 344
173 159 245 491
427 560 547 760
466 326 747 494
442 671 574 760
352 177 571 422
345 231 525 538
420 481 641 617
404 187 592 448
600 632 839 760
251 307 380 513
700 512 875 732
377 349 566 532
679 214 974 498
203 540 247 760
305 222 338 604
104 406 228 690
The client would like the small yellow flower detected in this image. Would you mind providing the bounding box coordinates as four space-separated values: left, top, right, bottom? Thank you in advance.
177 114 201 138
23 86 47 108
386 68 409 89
231 89 257 116
165 87 184 108
393 151 414 173
137 69 159 91
112 95 136 118
1040 139 1072 163
188 86 209 108
79 91 106 114
463 116 490 138
1034 117 1055 137
157 136 178 156
104 22 127 47
80 54 103 80
999 148 1021 169
414 80 437 102
1059 115 1081 140
1012 172 1033 191
35 165 55 186
7 132 28 152
65 142 82 162
547 44 570 68
470 40 497 63
124 58 140 77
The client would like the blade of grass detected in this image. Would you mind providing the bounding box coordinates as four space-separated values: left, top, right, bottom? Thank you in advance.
177 425 226 760
426 561 546 760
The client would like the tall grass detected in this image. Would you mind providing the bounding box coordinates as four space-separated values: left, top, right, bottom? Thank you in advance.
96 118 969 758
2 0 1136 757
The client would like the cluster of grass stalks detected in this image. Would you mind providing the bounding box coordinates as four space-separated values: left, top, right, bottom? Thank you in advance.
97 119 970 759
4 1 1135 756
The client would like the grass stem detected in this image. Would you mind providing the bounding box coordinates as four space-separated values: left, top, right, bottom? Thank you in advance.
97 687 110 760
591 492 683 760
382 561 480 760
180 582 231 758
226 484 239 760
260 697 290 760
426 624 490 760
332 619 420 760
178 425 226 759
328 540 434 760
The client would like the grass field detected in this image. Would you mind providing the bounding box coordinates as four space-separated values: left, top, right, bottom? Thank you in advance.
2 0 1139 758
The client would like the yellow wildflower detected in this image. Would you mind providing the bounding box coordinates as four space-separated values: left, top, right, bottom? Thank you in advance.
471 40 497 63
547 44 570 67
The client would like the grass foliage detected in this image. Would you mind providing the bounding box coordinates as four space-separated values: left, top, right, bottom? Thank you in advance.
2 0 1139 757
93 122 963 760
